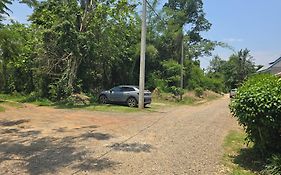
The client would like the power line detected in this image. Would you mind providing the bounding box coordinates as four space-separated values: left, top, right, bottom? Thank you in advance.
145 0 190 35
145 0 168 25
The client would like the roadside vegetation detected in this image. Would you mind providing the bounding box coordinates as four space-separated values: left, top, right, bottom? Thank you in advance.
0 89 222 113
223 130 262 175
153 90 222 106
229 74 281 175
0 0 257 107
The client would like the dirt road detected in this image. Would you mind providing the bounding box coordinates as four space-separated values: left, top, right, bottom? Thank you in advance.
0 96 238 175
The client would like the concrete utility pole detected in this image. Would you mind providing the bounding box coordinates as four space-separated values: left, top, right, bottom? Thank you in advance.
180 31 184 100
139 0 147 109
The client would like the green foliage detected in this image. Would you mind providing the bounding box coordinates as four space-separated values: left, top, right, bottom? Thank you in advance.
204 76 225 93
0 0 223 104
0 92 26 102
185 62 205 90
161 60 182 87
207 51 256 91
146 71 166 91
262 154 281 175
230 74 281 153
194 87 204 97
0 0 12 21
0 23 36 93
170 86 184 97
224 49 256 89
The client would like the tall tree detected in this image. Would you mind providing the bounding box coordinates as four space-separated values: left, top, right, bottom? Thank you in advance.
29 0 138 99
208 55 226 73
207 49 256 90
0 23 35 92
162 0 212 61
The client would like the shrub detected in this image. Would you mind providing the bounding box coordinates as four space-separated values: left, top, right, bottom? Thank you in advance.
195 87 204 97
262 154 281 175
64 93 91 106
146 72 166 91
204 77 225 93
169 86 184 97
230 74 281 153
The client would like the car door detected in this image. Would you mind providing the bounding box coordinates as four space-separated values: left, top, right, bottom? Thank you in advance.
108 87 123 102
120 87 135 102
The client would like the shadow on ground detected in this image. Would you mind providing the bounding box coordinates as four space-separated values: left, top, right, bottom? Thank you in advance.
109 142 153 153
0 119 119 174
231 147 265 172
73 158 119 172
53 125 98 133
81 132 113 140
0 119 30 127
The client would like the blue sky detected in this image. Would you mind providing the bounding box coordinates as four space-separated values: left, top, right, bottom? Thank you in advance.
6 0 281 68
201 0 281 68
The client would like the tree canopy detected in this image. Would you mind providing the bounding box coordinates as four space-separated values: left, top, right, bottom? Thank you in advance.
0 0 257 101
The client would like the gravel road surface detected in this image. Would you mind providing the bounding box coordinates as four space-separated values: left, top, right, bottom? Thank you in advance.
0 96 238 175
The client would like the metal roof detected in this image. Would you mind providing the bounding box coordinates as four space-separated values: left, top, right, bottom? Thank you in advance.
258 56 281 73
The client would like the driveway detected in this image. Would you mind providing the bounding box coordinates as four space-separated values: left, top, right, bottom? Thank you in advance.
0 96 238 175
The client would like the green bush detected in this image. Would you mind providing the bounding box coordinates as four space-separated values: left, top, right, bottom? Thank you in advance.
146 72 166 91
262 154 281 175
204 77 225 93
230 74 281 153
169 86 184 97
195 87 204 97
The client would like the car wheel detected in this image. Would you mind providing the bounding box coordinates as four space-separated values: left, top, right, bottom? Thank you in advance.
99 95 108 104
127 97 137 107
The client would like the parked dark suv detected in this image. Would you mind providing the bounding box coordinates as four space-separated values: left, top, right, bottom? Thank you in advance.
99 85 152 107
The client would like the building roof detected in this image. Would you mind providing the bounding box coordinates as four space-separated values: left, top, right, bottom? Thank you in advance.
259 56 281 73
269 56 281 68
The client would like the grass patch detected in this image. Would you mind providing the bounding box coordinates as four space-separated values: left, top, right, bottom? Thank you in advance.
223 130 265 175
55 103 157 113
0 93 26 102
0 93 53 107
152 90 222 106
152 92 197 106
0 105 5 112
29 99 53 106
84 104 142 113
179 96 196 105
